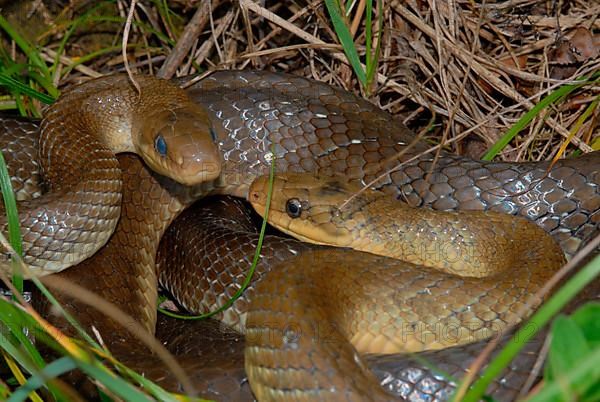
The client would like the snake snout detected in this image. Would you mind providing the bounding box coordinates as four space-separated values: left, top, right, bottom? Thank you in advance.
176 150 222 185
247 176 270 213
169 110 223 185
137 109 224 185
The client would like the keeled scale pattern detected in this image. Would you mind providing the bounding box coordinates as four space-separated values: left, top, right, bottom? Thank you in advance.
6 70 599 400
187 70 600 257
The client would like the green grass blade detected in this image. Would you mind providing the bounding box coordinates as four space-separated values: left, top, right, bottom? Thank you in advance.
50 0 116 75
8 357 76 402
0 73 56 105
460 253 600 402
0 15 53 92
113 363 209 402
482 73 600 160
78 16 175 46
365 0 383 89
545 316 590 380
0 300 47 368
0 302 70 400
29 276 101 349
324 0 366 86
159 146 277 321
61 45 141 78
75 361 154 402
365 0 373 67
0 137 100 351
0 151 24 294
570 302 600 344
0 151 101 354
526 346 600 402
0 327 42 376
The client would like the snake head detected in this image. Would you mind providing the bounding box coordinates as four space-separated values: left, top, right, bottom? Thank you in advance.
134 97 222 186
248 173 356 247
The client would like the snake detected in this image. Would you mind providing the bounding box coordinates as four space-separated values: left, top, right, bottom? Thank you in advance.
0 73 221 275
0 70 598 400
155 194 568 401
242 172 567 399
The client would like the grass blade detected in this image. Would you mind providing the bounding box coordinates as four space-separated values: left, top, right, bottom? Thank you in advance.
8 356 76 402
460 252 600 401
364 0 383 89
526 346 600 402
0 151 24 294
482 73 600 160
75 361 154 402
0 72 56 105
324 0 366 85
159 146 277 320
0 15 53 89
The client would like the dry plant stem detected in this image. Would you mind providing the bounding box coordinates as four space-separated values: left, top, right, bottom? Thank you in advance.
237 0 519 138
157 0 213 79
240 0 256 68
0 231 196 396
240 0 331 49
242 43 342 58
253 1 321 51
207 1 226 64
122 0 140 93
116 55 167 72
425 0 481 183
517 333 552 399
507 7 600 29
239 0 430 105
40 275 197 396
41 49 102 78
391 1 594 152
350 0 367 37
453 233 600 400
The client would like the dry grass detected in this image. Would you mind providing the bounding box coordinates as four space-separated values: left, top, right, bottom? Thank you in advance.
0 0 599 399
3 0 598 160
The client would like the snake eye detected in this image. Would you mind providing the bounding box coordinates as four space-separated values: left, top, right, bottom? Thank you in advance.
155 134 167 157
286 198 302 218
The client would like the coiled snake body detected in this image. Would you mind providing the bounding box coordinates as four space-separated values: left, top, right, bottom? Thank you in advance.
0 74 220 274
1 70 599 400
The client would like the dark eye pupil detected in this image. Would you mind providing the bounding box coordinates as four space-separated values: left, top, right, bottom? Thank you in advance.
155 134 167 156
286 198 302 218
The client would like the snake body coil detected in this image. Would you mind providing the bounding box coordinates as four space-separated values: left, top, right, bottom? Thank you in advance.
1 70 599 401
1 74 220 275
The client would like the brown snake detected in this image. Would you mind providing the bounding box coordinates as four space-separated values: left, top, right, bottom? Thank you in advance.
0 74 220 274
0 70 598 400
243 173 568 400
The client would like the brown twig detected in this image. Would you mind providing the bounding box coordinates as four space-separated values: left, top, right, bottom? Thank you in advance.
122 0 140 93
157 0 213 79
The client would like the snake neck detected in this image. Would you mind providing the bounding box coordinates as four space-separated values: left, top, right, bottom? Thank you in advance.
45 155 193 338
4 74 214 275
335 191 567 278
38 75 150 188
